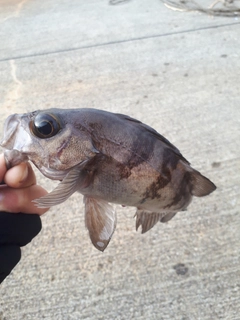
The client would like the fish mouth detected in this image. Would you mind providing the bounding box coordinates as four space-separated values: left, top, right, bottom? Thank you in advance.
0 113 32 152
4 149 29 169
0 114 21 149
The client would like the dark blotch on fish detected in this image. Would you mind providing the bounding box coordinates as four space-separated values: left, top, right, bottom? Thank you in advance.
143 174 168 200
166 172 192 209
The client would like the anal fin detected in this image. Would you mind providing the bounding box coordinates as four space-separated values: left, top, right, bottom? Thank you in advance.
84 196 116 252
135 210 164 234
135 209 178 233
160 211 177 223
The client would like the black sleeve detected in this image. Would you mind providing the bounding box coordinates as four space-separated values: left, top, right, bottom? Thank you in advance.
0 213 42 284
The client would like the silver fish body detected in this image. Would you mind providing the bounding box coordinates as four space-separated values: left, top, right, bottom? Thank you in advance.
0 108 216 251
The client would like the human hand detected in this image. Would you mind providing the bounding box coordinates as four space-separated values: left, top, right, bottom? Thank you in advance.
0 154 48 215
0 154 49 284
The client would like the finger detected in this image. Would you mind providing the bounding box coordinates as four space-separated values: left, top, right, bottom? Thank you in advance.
0 154 7 183
0 185 49 215
4 162 37 189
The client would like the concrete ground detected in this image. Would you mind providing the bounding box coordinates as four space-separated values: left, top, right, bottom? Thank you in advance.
0 0 240 319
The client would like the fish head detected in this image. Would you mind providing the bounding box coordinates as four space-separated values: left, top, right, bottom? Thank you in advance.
0 109 96 180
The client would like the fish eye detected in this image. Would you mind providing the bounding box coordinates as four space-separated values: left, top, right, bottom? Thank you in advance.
31 113 61 139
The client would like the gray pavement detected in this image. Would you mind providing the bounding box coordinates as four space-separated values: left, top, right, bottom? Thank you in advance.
0 1 240 319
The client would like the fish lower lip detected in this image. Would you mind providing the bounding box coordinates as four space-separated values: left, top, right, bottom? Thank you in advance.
4 150 29 169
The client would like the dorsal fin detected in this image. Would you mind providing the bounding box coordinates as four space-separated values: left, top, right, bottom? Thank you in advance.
115 113 190 164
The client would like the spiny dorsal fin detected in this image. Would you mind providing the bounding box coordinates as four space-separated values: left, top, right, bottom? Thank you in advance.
115 113 190 164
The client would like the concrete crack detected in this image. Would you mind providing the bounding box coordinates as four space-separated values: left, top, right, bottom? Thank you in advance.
10 59 23 95
0 21 239 63
2 60 23 109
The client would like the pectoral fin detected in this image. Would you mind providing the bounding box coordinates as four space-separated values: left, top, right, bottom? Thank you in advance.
84 196 116 251
33 163 92 208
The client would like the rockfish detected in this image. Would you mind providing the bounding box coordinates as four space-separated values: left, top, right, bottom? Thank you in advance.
0 108 216 251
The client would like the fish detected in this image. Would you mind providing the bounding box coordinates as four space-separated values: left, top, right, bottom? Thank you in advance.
0 108 216 251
